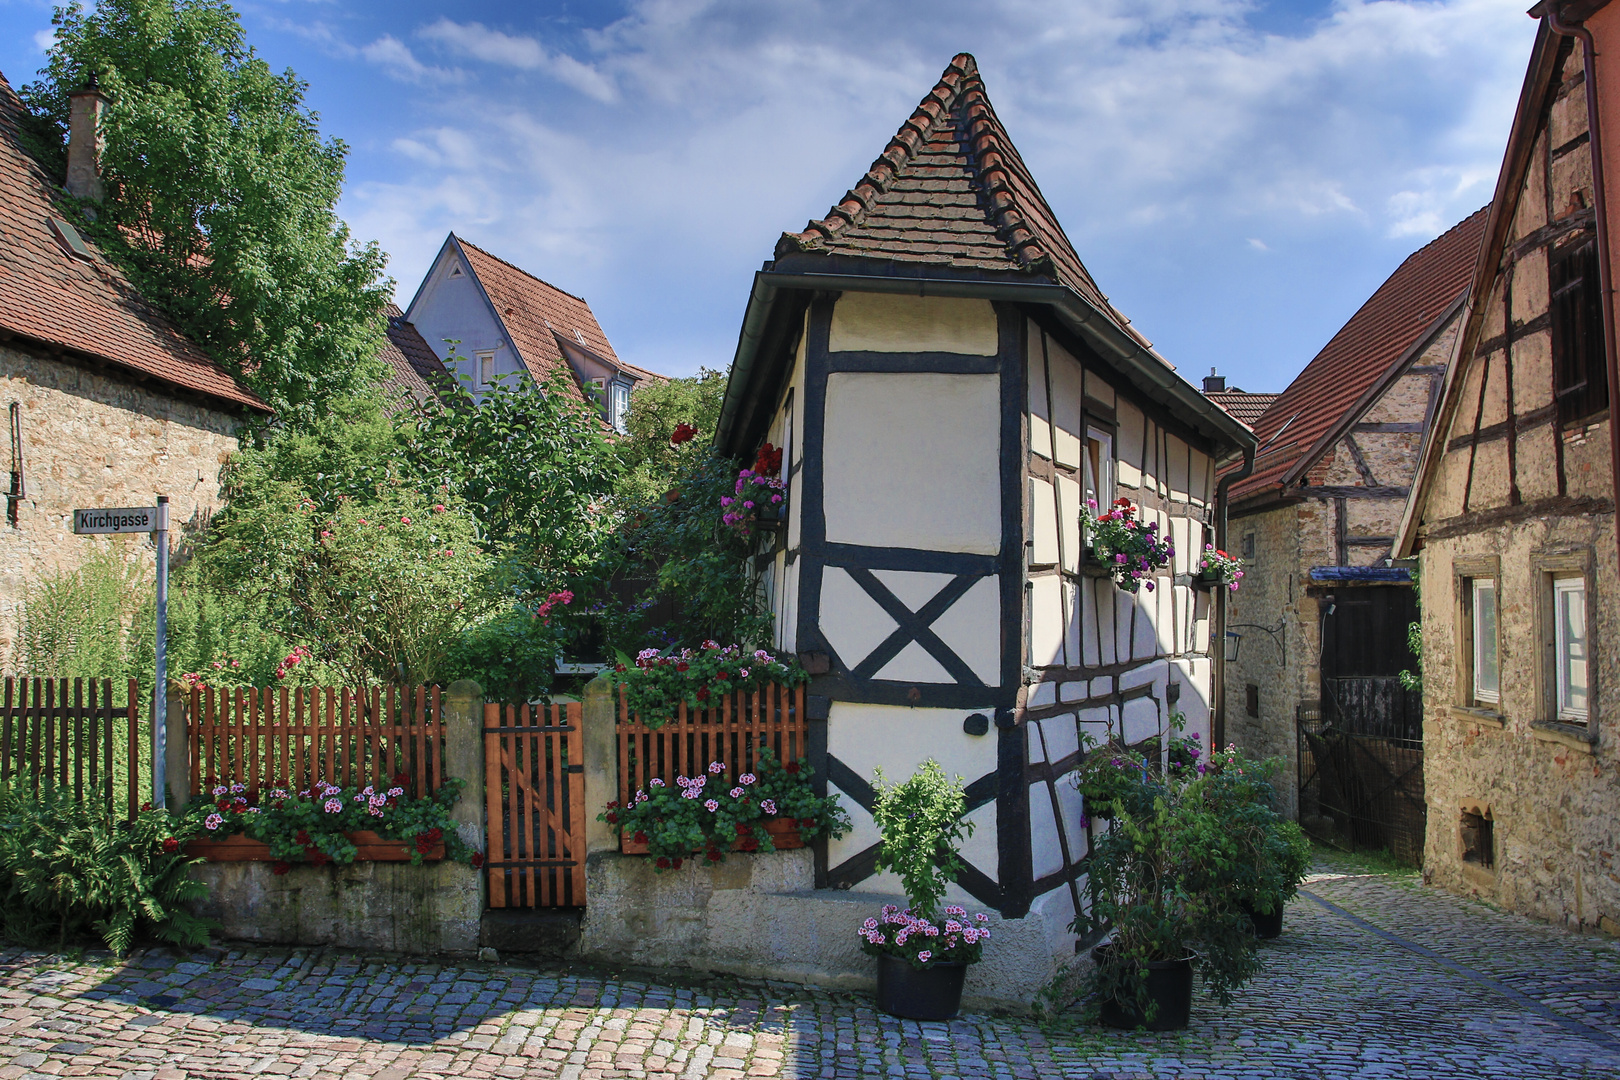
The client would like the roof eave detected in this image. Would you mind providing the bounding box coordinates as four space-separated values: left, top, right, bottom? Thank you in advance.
717 267 1256 459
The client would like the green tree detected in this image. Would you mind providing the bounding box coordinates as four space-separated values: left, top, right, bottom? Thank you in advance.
614 368 727 506
22 0 391 417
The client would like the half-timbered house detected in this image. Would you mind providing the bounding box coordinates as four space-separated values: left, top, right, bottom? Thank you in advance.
1397 2 1620 929
716 54 1255 984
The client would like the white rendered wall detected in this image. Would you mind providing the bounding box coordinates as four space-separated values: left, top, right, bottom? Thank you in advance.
407 248 522 390
828 293 999 355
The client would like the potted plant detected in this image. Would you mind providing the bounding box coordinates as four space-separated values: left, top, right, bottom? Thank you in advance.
721 443 785 535
1194 545 1244 592
1196 743 1312 938
1081 498 1173 593
857 760 990 1021
602 748 848 869
1073 742 1263 1030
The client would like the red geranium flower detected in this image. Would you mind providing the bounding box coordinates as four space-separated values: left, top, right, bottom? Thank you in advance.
295 830 311 845
676 661 689 672
705 848 722 863
140 801 153 812
161 837 179 854
634 831 648 844
741 838 759 852
471 851 485 869
606 811 618 824
671 857 684 869
655 856 671 869
697 688 711 702
670 423 698 445
716 671 730 681
271 861 292 876
784 761 800 774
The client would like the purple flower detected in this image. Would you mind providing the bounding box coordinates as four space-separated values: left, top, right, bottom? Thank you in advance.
324 798 343 814
650 778 666 787
863 917 879 930
761 799 778 815
704 799 720 812
917 950 932 963
708 761 724 775
204 813 223 831
1115 553 1127 564
739 773 757 785
729 787 744 799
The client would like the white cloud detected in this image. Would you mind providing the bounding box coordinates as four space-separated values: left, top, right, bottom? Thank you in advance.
1248 238 1270 252
32 29 54 53
360 35 464 85
416 18 617 102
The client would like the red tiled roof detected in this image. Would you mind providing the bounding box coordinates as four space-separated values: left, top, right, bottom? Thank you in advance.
377 303 454 408
778 53 1153 353
454 237 663 402
1206 390 1279 427
1228 208 1489 503
0 71 268 413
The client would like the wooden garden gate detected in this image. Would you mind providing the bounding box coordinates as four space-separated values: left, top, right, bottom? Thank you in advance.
483 702 585 908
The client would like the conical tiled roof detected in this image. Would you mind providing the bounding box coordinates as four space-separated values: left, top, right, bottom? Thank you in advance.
777 53 1149 350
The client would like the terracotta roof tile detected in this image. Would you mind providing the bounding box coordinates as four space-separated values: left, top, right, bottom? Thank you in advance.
1205 390 1279 427
1228 208 1489 503
779 53 1153 353
376 303 454 409
0 70 267 412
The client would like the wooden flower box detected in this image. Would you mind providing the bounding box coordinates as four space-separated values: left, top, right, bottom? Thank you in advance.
618 818 805 856
1191 569 1224 591
185 830 444 863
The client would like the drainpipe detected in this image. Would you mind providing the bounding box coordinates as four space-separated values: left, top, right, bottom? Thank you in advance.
1212 445 1255 749
1545 3 1620 583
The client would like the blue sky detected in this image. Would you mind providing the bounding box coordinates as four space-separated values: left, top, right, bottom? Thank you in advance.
0 0 1536 391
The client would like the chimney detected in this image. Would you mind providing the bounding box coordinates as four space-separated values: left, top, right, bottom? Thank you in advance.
1203 367 1226 394
66 72 107 204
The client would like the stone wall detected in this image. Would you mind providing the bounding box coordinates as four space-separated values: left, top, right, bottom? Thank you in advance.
0 343 242 652
578 849 1085 1016
189 860 483 956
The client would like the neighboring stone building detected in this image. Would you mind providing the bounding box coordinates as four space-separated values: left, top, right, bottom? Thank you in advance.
0 71 268 650
716 54 1254 1004
1397 3 1620 930
1222 211 1486 829
403 234 663 430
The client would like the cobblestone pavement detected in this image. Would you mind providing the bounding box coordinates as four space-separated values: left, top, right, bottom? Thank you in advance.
3 855 1620 1079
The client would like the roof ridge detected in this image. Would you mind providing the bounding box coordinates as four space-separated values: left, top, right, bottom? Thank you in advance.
452 233 591 305
779 53 1052 274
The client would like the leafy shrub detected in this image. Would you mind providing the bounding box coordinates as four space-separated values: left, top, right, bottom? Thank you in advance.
9 543 147 683
443 600 572 703
870 760 974 921
0 783 212 955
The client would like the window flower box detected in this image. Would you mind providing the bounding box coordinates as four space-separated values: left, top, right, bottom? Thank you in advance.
186 830 445 863
1080 498 1173 593
619 817 804 856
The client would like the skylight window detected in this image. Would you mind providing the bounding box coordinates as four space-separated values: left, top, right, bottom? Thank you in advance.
49 217 93 261
575 329 587 346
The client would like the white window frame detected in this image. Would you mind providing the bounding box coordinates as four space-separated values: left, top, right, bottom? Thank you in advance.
1554 576 1589 722
477 351 496 387
1084 426 1114 506
609 382 631 435
1472 578 1500 706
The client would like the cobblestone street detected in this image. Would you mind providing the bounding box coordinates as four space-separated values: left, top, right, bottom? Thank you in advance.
3 856 1619 1080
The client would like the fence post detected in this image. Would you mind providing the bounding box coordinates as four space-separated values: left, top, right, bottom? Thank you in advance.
442 679 485 854
581 675 617 857
165 684 189 811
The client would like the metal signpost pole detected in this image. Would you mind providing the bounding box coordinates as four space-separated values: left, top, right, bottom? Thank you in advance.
153 496 169 809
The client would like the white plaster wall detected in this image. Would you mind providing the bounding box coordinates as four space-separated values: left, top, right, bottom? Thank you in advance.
822 371 1001 554
828 293 998 355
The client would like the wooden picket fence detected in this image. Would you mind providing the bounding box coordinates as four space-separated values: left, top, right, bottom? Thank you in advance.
616 683 808 804
0 677 143 819
184 684 445 797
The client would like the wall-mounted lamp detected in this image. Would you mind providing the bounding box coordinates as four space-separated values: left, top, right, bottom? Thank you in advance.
1225 630 1242 664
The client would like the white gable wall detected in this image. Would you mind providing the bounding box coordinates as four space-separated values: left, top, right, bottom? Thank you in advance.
406 246 523 392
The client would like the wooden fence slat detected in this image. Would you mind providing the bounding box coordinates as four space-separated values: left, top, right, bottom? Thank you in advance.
485 702 507 908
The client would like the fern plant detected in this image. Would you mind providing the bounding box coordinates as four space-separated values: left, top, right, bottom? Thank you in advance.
0 783 213 955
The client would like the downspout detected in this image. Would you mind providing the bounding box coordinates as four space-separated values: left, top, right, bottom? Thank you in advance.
1546 3 1620 582
1211 445 1255 749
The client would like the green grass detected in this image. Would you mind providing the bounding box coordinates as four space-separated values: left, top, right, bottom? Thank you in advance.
1307 841 1421 881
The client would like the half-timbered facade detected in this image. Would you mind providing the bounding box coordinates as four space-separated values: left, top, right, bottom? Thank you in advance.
1398 4 1620 929
1222 210 1486 823
717 55 1254 968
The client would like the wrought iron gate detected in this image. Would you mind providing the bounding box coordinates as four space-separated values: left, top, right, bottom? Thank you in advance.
483 701 584 908
1297 680 1426 866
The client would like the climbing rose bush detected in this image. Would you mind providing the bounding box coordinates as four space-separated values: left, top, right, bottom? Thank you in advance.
858 904 994 969
612 641 810 728
1082 497 1174 593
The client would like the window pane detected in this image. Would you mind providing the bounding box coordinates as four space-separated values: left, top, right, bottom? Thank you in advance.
1557 581 1589 719
1474 581 1499 702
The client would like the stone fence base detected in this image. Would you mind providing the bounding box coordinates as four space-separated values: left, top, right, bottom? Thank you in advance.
577 850 1085 1016
188 861 482 957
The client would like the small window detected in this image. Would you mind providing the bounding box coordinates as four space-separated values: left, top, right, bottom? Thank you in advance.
1472 579 1500 706
609 382 630 434
477 351 496 387
49 217 94 261
1554 577 1589 722
1551 237 1609 424
1084 427 1114 505
1241 531 1255 562
1245 684 1260 718
575 329 587 346
1460 810 1494 869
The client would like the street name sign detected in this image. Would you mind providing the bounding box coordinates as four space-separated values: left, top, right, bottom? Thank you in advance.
73 506 165 534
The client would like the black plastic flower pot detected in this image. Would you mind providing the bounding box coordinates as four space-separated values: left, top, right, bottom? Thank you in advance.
875 953 968 1021
1091 945 1194 1031
1243 901 1284 940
